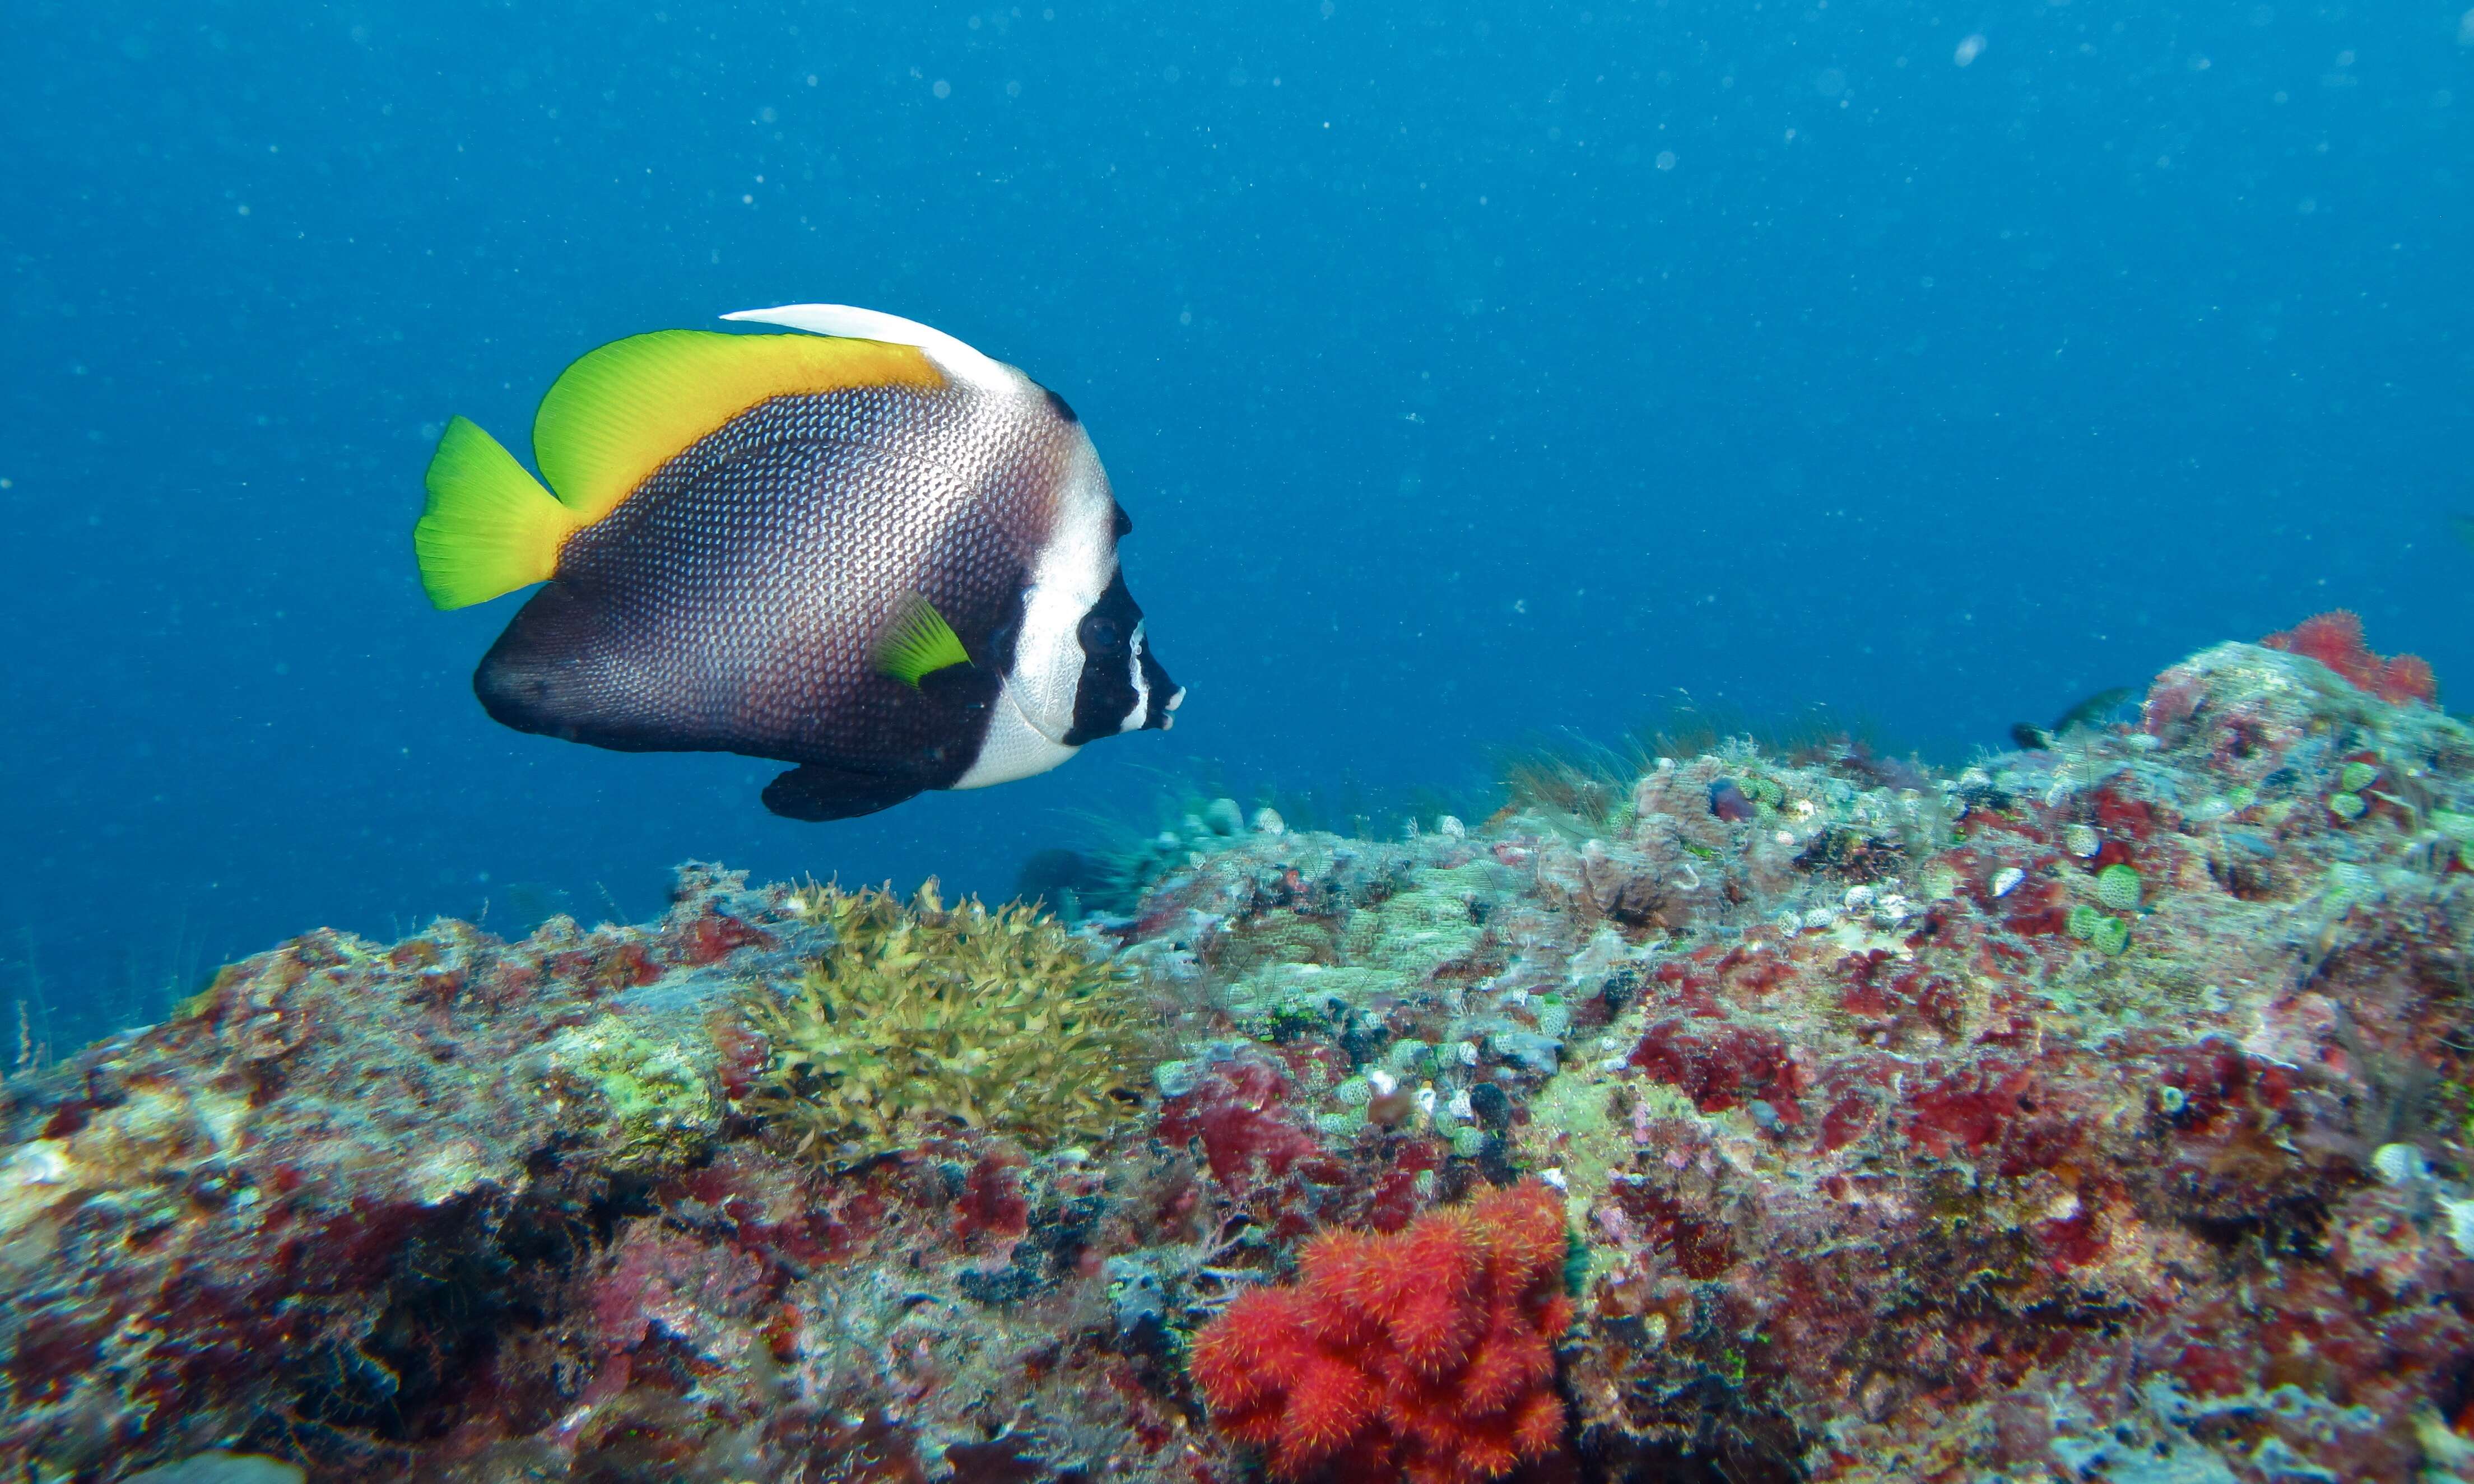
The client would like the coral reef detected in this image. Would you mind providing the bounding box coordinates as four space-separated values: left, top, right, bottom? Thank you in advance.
740 880 1156 1163
5 623 2473 1484
1188 1180 1573 1483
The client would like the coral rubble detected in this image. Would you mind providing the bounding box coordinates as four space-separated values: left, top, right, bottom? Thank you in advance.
5 626 2474 1483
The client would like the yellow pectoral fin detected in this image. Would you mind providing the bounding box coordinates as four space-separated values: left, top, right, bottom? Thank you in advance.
412 416 580 610
874 592 973 687
530 329 944 526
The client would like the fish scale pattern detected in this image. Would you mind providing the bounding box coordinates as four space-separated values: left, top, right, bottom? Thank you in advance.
481 379 1082 776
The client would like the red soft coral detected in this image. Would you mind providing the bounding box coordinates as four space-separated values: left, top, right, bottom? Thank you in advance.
2261 610 2438 706
1189 1181 1573 1483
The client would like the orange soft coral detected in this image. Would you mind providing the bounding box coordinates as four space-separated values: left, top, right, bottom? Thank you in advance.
2261 610 2438 706
1188 1181 1574 1484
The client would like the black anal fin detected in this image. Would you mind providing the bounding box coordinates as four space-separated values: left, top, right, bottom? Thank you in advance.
761 764 925 822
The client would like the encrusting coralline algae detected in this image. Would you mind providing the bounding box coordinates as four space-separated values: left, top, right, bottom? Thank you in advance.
4 615 2472 1483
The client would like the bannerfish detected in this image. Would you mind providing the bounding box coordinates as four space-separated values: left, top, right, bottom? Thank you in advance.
412 304 1182 821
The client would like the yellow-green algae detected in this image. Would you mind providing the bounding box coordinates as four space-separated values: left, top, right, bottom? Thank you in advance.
1513 1001 1713 1292
742 881 1154 1162
1226 964 1407 1024
1338 860 1495 977
539 1014 718 1166
1221 858 1501 1029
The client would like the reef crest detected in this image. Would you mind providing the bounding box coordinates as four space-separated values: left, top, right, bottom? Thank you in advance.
4 623 2472 1483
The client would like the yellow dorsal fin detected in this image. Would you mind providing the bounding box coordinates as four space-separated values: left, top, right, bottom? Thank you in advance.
531 329 944 526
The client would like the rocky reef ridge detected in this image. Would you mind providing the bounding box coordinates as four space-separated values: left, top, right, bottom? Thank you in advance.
4 624 2473 1483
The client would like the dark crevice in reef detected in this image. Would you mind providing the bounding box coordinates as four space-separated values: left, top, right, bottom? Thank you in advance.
266 1166 649 1450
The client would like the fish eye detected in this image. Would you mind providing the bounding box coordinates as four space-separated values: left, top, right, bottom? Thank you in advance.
1082 615 1122 651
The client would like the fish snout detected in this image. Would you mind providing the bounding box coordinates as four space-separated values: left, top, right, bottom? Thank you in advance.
1137 639 1181 732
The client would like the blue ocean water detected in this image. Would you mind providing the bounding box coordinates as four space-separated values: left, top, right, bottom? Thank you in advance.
4 1 2467 1040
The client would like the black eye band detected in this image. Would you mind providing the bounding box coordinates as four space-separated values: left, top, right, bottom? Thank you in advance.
1064 569 1146 746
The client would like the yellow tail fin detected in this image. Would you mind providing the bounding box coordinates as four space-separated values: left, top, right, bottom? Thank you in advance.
413 416 580 610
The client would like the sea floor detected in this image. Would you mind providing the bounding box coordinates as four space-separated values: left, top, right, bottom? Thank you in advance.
6 621 2473 1484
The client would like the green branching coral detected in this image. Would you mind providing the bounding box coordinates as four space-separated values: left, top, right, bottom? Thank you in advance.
742 881 1154 1162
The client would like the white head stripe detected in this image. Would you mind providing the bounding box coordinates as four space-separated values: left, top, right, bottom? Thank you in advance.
1122 621 1152 733
954 686 1078 790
